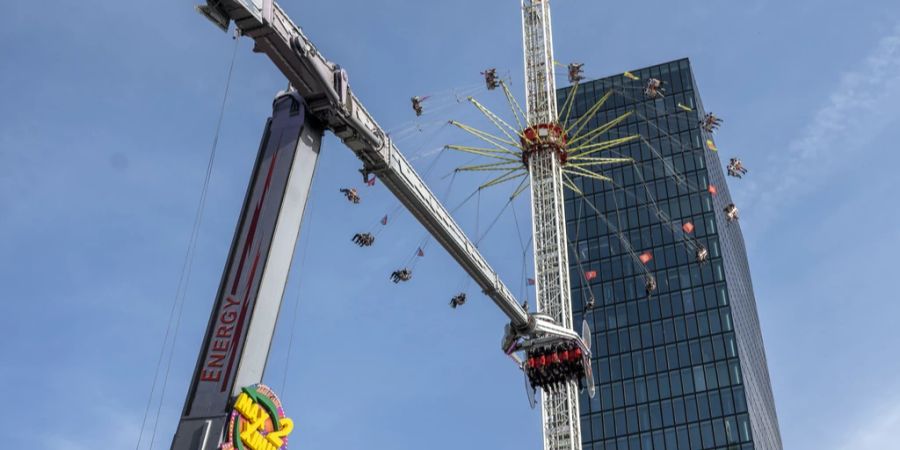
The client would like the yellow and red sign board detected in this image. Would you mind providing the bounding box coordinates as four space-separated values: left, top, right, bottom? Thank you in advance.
222 384 294 450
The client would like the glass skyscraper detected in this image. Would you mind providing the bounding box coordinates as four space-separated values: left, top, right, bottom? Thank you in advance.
559 59 782 450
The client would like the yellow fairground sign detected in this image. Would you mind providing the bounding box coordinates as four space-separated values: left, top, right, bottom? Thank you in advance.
222 384 294 450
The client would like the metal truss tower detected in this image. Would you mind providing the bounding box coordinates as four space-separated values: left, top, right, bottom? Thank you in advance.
520 1 581 450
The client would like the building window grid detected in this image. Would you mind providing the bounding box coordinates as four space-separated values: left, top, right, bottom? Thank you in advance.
581 412 752 449
568 251 725 305
561 60 765 449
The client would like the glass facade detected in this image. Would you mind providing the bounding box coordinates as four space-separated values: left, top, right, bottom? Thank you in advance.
558 59 782 450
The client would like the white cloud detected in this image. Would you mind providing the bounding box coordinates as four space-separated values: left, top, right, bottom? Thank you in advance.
744 23 900 232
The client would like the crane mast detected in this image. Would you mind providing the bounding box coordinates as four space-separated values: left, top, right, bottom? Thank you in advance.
521 1 582 450
522 0 558 124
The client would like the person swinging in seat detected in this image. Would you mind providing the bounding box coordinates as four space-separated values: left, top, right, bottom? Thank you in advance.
449 292 467 308
352 232 375 247
340 187 360 204
645 78 665 99
390 268 412 283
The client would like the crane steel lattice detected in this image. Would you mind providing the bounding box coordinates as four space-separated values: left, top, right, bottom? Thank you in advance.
520 1 582 450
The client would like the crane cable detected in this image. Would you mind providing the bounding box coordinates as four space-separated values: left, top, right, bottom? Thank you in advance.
405 170 458 268
474 197 513 247
474 189 481 246
566 87 709 263
610 87 701 159
583 142 702 254
373 129 451 236
599 138 705 254
625 162 702 253
136 37 240 450
577 189 651 279
608 177 653 278
510 199 532 308
566 200 596 315
570 88 699 193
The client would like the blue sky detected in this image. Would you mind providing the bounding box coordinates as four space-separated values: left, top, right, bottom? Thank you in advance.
2 1 900 449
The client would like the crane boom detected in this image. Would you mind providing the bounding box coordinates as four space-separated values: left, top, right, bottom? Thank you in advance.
202 0 534 328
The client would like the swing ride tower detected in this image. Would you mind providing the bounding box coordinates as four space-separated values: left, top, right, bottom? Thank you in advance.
520 2 581 450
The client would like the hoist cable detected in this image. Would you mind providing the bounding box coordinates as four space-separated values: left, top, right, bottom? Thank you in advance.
139 37 240 450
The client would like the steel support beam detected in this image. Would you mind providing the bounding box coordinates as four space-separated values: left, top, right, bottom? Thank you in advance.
171 91 322 450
